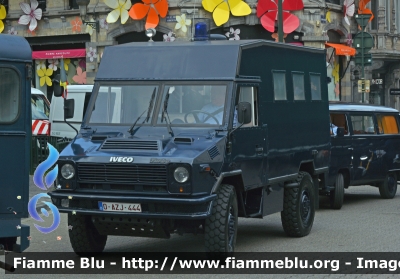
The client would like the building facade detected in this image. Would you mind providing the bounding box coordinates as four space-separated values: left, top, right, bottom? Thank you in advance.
1 0 400 108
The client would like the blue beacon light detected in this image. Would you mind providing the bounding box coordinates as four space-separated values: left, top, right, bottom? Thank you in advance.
194 22 209 41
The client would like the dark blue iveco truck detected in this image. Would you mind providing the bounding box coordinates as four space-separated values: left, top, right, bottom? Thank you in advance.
0 34 31 259
49 40 331 253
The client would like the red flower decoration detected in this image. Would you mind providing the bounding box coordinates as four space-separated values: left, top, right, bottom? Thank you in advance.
257 0 304 33
129 0 168 30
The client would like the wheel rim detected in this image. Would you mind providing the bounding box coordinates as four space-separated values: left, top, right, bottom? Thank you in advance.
300 190 311 224
387 175 396 194
227 205 236 252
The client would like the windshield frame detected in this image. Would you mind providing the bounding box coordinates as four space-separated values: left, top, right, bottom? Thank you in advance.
83 81 232 128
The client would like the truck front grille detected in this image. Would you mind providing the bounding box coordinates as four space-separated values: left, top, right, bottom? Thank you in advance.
77 163 167 185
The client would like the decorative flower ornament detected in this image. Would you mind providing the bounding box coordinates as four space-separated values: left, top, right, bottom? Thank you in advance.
71 17 82 32
202 0 251 27
0 5 6 33
343 0 354 26
100 18 109 30
87 47 97 62
73 67 87 84
37 68 53 86
35 59 46 71
18 0 43 31
358 0 374 22
163 31 175 42
105 0 132 24
63 58 71 71
175 14 191 33
48 59 59 71
326 10 331 23
225 27 240 40
129 0 168 30
346 33 353 46
85 18 95 35
8 27 17 35
257 0 304 33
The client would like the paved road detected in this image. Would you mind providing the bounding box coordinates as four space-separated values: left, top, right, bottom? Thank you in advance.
2 180 400 278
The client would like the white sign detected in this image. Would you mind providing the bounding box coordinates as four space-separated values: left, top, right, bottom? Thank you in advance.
372 79 383 84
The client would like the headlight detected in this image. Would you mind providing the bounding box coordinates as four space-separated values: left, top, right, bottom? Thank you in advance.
61 164 75 179
174 167 189 183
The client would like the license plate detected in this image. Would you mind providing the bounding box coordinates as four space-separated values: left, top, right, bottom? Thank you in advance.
98 201 142 212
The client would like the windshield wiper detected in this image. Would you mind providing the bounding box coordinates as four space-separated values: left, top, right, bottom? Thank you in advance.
161 87 174 137
127 87 156 135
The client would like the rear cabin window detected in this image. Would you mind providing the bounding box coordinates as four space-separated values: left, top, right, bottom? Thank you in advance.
292 72 305 101
310 74 321 100
376 114 399 134
330 113 349 135
351 115 375 134
0 67 20 123
273 71 287 101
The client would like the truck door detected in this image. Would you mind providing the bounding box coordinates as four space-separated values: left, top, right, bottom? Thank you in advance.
230 85 266 189
349 113 380 183
0 65 30 216
330 113 352 179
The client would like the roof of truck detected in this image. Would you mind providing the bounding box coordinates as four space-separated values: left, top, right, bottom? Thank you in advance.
329 102 399 113
96 40 324 81
0 34 31 62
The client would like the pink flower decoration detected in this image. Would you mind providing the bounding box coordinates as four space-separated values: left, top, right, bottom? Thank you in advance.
163 31 175 42
73 67 87 84
225 28 240 40
8 27 17 35
18 0 42 31
99 18 109 30
87 47 97 62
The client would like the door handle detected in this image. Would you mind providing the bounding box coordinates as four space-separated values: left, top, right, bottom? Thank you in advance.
348 147 353 150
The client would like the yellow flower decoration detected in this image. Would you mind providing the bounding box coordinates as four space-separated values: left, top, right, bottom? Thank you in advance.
105 0 132 24
202 0 251 26
63 58 71 71
86 24 94 35
0 5 6 33
175 14 191 33
332 59 340 84
326 10 331 23
37 68 54 86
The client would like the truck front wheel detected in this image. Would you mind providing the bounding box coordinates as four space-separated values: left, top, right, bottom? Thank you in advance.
204 184 238 254
281 172 315 237
68 214 107 255
379 172 397 199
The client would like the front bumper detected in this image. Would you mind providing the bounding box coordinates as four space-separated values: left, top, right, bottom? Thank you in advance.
48 191 216 219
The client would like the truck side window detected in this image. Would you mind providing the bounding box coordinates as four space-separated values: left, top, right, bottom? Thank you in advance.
292 72 305 101
310 73 321 100
376 114 399 134
272 71 287 101
330 113 349 135
0 68 20 123
351 115 375 134
236 86 258 127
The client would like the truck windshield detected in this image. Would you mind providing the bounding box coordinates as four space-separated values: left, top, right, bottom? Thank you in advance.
157 85 227 126
88 85 159 124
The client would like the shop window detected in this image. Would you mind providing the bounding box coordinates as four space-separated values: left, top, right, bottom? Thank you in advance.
0 0 8 13
37 0 46 12
0 67 20 123
310 73 321 100
351 115 375 134
376 115 399 134
273 71 287 101
292 72 305 101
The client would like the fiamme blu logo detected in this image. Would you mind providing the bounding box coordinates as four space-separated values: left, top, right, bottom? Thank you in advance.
28 143 60 234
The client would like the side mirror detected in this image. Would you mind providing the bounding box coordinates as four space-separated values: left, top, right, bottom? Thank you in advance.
237 102 252 124
53 74 63 97
336 127 345 137
64 99 75 119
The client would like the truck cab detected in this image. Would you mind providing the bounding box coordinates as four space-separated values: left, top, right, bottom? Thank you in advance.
49 40 330 254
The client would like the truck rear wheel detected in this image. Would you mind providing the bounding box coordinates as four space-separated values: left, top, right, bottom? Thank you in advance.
330 173 344 209
379 173 397 199
204 184 238 254
281 172 315 237
68 214 107 255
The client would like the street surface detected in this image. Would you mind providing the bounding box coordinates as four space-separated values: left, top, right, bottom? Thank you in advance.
1 176 400 278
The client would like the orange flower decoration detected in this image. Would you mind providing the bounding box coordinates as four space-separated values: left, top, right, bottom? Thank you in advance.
71 17 82 32
128 0 168 30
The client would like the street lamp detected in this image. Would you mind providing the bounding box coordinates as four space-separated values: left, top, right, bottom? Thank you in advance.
76 0 99 32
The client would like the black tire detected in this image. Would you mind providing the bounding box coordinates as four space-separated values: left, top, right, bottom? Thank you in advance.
379 172 397 199
204 184 238 254
330 173 344 209
68 214 107 255
281 172 315 237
